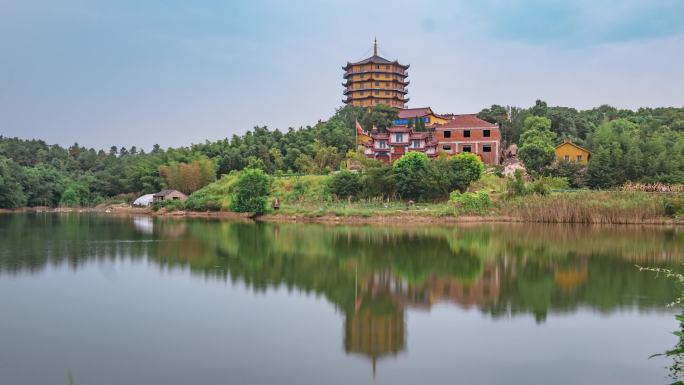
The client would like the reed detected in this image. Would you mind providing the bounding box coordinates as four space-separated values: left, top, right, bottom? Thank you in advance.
504 191 682 224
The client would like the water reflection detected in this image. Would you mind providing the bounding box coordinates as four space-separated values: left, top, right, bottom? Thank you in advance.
0 213 682 370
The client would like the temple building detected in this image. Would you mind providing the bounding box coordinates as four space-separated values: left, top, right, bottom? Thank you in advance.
393 107 449 127
363 112 501 165
363 125 438 163
342 39 409 108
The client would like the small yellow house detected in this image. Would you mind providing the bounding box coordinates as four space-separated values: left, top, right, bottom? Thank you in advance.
555 139 590 164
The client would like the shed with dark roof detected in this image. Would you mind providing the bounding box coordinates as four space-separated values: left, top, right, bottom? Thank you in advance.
153 190 188 202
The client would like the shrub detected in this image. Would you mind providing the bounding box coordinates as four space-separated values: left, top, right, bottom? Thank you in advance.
531 176 570 196
662 195 684 218
546 160 586 188
449 191 492 214
450 152 485 192
328 170 361 199
150 199 184 212
360 165 396 199
230 168 272 214
271 175 331 203
529 179 551 196
506 170 528 197
184 189 222 211
392 152 430 200
184 172 239 211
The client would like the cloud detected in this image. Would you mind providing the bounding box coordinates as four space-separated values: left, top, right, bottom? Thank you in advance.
463 0 684 46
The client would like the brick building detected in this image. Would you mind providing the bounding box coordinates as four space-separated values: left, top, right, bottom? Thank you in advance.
433 115 501 164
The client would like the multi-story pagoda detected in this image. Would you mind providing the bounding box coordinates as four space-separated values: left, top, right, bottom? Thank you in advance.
342 39 409 108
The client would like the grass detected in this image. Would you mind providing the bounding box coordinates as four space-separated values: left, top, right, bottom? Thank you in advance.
185 171 683 223
502 190 683 224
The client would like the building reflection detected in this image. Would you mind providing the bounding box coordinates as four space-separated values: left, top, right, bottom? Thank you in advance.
343 264 501 371
1 215 682 372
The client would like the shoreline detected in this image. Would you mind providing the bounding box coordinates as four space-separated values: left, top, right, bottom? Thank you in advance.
2 206 682 226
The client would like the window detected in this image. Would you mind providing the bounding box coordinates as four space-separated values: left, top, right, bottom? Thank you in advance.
385 65 390 70
443 144 452 151
385 91 389 95
484 129 491 137
463 145 472 153
577 155 583 162
412 140 422 148
464 130 471 138
377 140 387 149
375 81 380 86
564 155 570 161
395 133 404 142
444 130 451 138
374 90 379 95
376 65 380 69
483 145 492 153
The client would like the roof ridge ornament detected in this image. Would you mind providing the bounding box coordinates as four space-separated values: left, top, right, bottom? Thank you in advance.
373 37 378 56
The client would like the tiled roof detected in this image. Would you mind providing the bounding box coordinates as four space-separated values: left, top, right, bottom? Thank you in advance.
154 189 178 197
387 126 412 132
436 114 498 129
397 107 433 119
344 55 409 68
555 140 591 153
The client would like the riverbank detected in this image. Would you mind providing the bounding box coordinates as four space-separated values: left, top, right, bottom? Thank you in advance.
2 200 682 225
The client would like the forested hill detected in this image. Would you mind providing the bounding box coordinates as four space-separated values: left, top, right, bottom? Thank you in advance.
1 102 683 208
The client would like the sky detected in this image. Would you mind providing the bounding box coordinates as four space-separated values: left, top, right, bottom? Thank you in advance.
1 0 683 150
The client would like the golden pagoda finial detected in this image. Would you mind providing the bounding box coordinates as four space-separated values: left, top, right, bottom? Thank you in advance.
373 37 378 56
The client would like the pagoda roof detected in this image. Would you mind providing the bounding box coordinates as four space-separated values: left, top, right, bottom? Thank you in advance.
387 126 411 132
343 55 409 70
435 114 498 129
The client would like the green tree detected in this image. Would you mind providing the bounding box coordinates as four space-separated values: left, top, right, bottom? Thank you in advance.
360 164 396 199
230 168 272 215
546 160 585 188
450 152 485 192
361 104 398 132
392 152 430 200
159 156 217 194
328 170 361 199
519 116 556 174
59 184 82 207
0 156 27 208
430 153 485 197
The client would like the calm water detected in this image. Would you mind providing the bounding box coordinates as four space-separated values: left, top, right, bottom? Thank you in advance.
1 214 683 385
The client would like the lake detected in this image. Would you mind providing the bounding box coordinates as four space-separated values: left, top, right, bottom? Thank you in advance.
0 214 682 385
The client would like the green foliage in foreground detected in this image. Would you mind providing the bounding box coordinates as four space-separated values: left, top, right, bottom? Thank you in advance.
449 191 492 215
328 171 361 199
392 152 431 200
230 168 272 215
638 266 684 384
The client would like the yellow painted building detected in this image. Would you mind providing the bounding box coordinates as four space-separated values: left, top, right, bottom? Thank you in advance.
555 139 590 164
342 39 409 108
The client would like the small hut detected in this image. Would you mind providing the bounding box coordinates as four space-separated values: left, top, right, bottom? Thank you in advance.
153 190 188 202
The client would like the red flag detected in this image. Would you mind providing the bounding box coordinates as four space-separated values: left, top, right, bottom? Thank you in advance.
355 120 364 135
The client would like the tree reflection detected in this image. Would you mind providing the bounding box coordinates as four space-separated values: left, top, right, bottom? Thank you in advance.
1 214 683 369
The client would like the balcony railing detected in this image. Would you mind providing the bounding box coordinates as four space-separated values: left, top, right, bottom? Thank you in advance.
344 87 408 94
344 69 408 78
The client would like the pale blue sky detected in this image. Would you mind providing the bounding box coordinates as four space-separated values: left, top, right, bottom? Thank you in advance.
1 0 683 149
